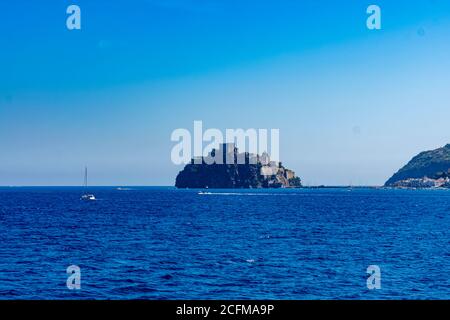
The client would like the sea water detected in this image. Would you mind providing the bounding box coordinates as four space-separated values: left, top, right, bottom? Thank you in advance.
0 187 448 299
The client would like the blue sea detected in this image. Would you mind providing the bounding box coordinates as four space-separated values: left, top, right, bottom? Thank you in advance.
0 187 449 299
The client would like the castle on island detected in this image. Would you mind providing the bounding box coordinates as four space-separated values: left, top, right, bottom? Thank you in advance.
175 143 301 189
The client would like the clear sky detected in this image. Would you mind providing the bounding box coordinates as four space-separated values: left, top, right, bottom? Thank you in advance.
1 0 450 186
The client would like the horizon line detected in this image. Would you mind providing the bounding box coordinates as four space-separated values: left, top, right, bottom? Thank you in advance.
0 185 382 188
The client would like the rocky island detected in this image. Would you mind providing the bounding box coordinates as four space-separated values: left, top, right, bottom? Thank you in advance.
385 144 450 188
175 143 302 188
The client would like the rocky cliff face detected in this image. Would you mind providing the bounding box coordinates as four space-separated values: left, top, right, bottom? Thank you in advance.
385 144 450 188
175 144 302 189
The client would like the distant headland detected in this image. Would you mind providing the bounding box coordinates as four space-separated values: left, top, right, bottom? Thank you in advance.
175 143 302 189
385 144 450 188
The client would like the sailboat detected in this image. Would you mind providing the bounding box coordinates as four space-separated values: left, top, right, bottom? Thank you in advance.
81 166 96 201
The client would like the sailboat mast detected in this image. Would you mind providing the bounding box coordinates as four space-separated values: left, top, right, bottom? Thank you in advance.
84 167 88 188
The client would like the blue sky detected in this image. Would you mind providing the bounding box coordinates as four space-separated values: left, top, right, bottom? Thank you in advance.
1 0 450 186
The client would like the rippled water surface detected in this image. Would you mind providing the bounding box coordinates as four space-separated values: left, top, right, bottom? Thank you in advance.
0 187 449 299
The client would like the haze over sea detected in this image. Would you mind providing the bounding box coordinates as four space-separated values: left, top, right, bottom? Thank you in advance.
0 187 448 299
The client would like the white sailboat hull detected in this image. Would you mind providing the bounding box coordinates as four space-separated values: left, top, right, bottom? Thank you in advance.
81 194 96 201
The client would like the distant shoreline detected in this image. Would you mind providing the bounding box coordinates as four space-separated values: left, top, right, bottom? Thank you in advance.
2 185 447 190
0 185 375 188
